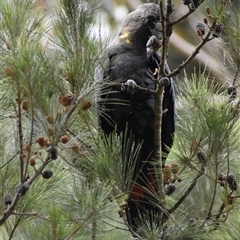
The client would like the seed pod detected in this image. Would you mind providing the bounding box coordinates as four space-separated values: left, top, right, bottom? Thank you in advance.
227 173 236 184
214 24 223 33
42 169 53 179
171 162 180 175
191 0 201 9
71 141 81 153
227 173 238 191
212 24 223 38
60 135 70 144
23 143 31 152
163 164 172 184
165 183 176 195
15 183 29 196
182 0 191 5
227 87 237 100
58 94 74 106
3 194 12 206
218 173 226 181
82 101 92 111
21 100 29 111
205 6 211 15
196 22 205 36
196 29 203 37
203 18 208 25
29 156 36 166
183 0 200 9
47 146 58 160
44 138 51 147
36 136 46 147
158 77 170 87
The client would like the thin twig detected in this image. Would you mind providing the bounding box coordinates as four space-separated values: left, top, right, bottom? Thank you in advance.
171 0 207 26
65 211 96 240
23 108 35 182
0 151 19 169
0 194 21 225
0 153 52 226
169 168 204 214
52 97 79 145
207 155 219 218
27 153 52 185
17 88 24 183
8 216 21 240
67 128 94 153
171 7 195 26
168 0 228 78
102 218 130 232
167 29 215 78
58 152 82 174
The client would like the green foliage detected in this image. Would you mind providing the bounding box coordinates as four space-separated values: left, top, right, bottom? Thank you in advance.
174 71 239 171
211 0 240 86
166 70 240 239
0 0 131 239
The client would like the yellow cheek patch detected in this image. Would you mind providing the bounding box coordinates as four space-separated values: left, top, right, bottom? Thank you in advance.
125 39 131 44
120 31 132 44
120 31 130 39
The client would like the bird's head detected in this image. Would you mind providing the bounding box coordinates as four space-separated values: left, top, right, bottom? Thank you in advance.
116 3 162 47
137 3 162 38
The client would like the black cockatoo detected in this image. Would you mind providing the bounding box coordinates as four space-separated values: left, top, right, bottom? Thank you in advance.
95 3 175 231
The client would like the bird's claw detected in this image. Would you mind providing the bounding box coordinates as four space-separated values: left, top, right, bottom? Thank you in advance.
121 79 137 95
158 77 170 87
146 35 161 50
146 36 161 64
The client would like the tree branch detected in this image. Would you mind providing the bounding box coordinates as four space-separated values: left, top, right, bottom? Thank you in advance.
169 168 204 214
167 29 215 78
0 151 19 169
17 88 24 183
170 8 195 26
0 152 52 226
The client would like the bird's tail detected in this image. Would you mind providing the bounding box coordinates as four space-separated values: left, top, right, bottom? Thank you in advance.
126 158 165 233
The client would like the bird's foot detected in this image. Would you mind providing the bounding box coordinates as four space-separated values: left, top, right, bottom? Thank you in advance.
121 79 137 95
146 36 161 64
146 35 161 50
158 77 170 87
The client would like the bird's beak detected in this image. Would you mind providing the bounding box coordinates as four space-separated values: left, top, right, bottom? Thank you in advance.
151 21 162 39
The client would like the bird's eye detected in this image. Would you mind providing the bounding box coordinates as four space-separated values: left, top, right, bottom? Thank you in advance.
142 18 148 23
